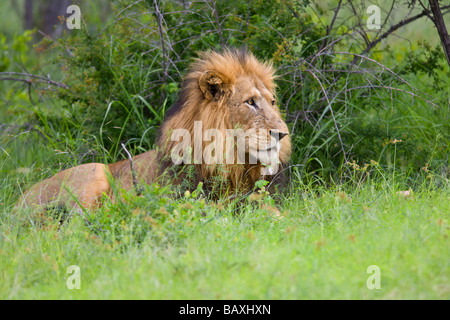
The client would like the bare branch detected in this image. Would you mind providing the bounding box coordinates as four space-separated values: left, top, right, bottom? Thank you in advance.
153 0 168 105
361 5 450 56
209 0 225 47
305 69 348 164
121 143 143 196
318 0 343 52
0 72 69 89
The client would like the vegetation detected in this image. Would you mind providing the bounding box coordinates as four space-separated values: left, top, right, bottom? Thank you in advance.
0 0 448 299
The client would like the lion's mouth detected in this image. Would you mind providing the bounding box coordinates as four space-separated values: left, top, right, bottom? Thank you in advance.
248 142 281 170
259 142 281 152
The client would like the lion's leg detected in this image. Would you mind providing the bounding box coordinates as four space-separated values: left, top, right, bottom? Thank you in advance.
17 163 111 211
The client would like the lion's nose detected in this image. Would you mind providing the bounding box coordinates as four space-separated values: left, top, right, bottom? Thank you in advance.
278 132 288 140
270 130 288 141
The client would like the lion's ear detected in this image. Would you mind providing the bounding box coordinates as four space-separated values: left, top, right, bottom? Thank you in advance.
199 70 227 100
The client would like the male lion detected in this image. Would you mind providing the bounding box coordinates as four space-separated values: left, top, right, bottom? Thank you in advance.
17 48 291 211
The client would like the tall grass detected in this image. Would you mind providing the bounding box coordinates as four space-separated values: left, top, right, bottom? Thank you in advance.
1 163 448 299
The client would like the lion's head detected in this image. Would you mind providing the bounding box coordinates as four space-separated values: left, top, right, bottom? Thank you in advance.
157 48 291 195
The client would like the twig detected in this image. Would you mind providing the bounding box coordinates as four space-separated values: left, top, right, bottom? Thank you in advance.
318 0 343 52
0 72 69 89
209 0 225 47
37 30 74 57
361 5 450 56
348 0 370 47
153 0 168 105
305 69 348 165
121 143 143 196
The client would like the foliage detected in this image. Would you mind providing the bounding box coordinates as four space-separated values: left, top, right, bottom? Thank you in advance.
1 0 448 183
401 41 446 87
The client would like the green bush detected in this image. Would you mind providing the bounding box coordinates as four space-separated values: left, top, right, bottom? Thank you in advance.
1 0 448 184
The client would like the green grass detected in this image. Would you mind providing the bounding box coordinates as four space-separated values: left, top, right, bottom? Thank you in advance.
1 173 448 299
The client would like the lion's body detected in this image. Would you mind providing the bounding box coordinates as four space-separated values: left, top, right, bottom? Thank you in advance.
19 163 111 210
108 150 159 192
17 48 291 211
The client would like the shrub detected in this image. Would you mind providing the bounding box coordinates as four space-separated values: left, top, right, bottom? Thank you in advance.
2 0 448 184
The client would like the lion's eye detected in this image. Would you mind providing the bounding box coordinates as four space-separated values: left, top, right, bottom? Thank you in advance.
271 100 276 106
246 98 255 106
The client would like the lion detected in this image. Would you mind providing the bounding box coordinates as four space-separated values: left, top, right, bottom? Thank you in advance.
16 48 291 212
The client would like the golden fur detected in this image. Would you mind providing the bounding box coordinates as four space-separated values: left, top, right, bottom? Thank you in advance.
17 48 291 211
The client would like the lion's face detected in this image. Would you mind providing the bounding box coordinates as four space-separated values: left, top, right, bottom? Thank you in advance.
160 49 291 181
228 75 289 165
197 67 291 173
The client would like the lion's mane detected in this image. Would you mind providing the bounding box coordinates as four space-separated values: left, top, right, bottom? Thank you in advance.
154 48 291 195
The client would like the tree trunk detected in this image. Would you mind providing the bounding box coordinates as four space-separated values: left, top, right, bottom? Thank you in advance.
23 0 71 37
39 0 71 37
428 0 450 67
24 0 33 30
